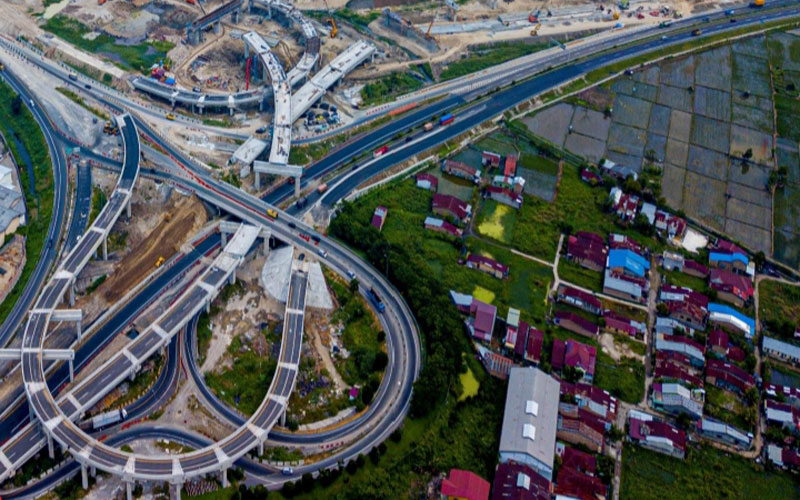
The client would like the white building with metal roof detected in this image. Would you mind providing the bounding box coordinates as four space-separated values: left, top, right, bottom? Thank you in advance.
499 367 560 481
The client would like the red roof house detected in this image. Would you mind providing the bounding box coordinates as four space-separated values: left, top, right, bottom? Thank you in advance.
709 269 753 307
371 206 388 231
524 325 544 364
416 172 439 191
432 193 472 222
705 358 755 394
466 254 509 279
504 155 518 177
566 232 608 272
554 311 599 338
554 466 607 500
491 462 551 500
557 285 603 315
441 469 490 500
552 339 597 383
468 299 497 343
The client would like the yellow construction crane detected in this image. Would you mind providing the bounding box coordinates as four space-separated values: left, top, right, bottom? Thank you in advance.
530 23 541 36
322 0 338 38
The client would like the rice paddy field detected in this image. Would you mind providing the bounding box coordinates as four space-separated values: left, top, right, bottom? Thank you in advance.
522 31 800 268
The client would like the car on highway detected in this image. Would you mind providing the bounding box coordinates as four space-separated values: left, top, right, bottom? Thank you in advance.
256 125 268 134
68 73 78 81
266 208 278 219
346 270 356 280
282 467 293 476
166 113 176 121
288 222 296 229
311 234 320 243
85 84 91 90
298 253 305 261
692 28 703 36
318 249 328 259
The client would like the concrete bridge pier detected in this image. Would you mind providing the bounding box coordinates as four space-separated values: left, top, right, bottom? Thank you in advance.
294 177 301 197
69 280 75 307
257 441 264 457
221 468 229 488
213 21 221 34
68 358 74 383
126 198 131 219
90 466 96 477
126 481 133 500
232 7 241 23
102 236 108 261
280 408 286 427
47 434 54 459
81 464 88 489
172 481 183 500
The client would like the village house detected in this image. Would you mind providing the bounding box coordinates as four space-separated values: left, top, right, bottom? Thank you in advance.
371 206 388 231
557 285 603 315
763 336 800 366
553 311 599 338
608 187 639 223
485 186 523 209
556 406 606 453
696 417 752 450
552 339 597 383
432 193 472 223
466 254 509 279
566 232 608 272
467 299 497 343
709 269 753 308
650 382 704 420
415 172 438 191
443 159 481 184
424 216 463 238
708 303 755 339
491 461 551 500
628 417 686 459
441 469 490 500
705 358 755 395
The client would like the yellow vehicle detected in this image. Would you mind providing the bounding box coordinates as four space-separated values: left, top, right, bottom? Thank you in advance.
0 63 5 71
166 113 176 121
155 256 166 268
266 208 278 219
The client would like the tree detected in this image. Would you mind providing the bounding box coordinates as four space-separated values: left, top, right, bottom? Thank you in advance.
349 278 360 294
676 412 692 430
743 148 753 160
634 213 653 236
10 95 21 115
373 351 388 372
744 386 759 406
656 303 670 317
754 251 766 271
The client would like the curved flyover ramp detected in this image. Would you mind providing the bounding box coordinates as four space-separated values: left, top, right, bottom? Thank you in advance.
0 113 140 479
19 221 314 485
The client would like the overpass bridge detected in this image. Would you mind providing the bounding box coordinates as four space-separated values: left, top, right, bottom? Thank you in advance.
187 0 244 45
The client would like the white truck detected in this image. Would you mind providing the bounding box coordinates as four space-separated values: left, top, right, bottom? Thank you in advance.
92 409 127 429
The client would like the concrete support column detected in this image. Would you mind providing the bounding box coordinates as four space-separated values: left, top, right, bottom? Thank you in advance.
229 272 236 286
258 441 264 457
280 409 286 427
198 105 204 115
173 482 182 500
294 177 301 198
126 481 133 500
221 231 227 247
129 367 137 382
254 171 260 190
69 283 75 307
126 199 131 219
81 464 88 490
229 106 234 116
262 239 269 257
221 468 229 488
68 358 74 383
214 21 221 34
102 237 108 261
76 320 82 340
90 466 96 477
205 301 210 314
47 435 54 459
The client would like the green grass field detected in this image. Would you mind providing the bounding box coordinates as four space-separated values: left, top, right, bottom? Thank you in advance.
458 366 480 401
0 82 54 331
621 444 799 500
759 279 800 329
440 41 549 81
43 15 174 74
475 199 516 244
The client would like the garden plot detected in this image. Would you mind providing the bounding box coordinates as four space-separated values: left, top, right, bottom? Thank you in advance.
687 146 729 181
659 55 695 88
725 218 771 254
777 140 800 185
775 95 800 142
657 85 694 113
732 90 773 112
694 46 732 91
564 133 606 164
727 182 772 208
693 86 731 122
729 124 773 164
521 103 573 147
732 53 773 98
668 110 693 143
570 107 611 140
767 32 800 72
476 200 516 244
661 164 686 207
732 35 768 59
612 95 653 130
682 171 727 230
665 139 689 167
726 198 772 231
478 134 516 156
606 151 643 172
634 65 660 85
691 115 731 153
518 167 557 202
612 79 659 102
648 104 671 136
731 103 773 133
727 161 771 189
645 133 667 163
428 167 477 201
774 185 800 268
451 147 484 168
607 122 647 157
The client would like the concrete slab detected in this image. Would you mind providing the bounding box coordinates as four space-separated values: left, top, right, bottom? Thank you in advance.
306 262 333 310
261 245 293 303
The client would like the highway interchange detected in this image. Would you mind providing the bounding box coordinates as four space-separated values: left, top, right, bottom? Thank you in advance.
0 2 797 496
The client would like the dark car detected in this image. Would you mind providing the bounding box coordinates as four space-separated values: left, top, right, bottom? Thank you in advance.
298 253 305 261
288 222 296 229
311 235 320 243
256 125 268 134
84 84 91 90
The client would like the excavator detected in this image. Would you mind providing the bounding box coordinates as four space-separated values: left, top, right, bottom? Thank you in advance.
530 23 541 36
426 8 439 37
322 0 338 38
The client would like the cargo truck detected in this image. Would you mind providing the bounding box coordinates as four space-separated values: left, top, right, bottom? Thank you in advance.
317 183 328 194
424 122 433 132
439 113 454 126
266 208 278 219
92 409 127 429
374 145 389 158
367 287 385 313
